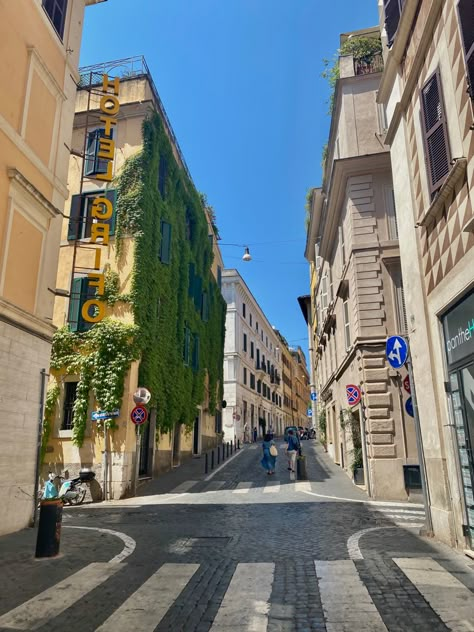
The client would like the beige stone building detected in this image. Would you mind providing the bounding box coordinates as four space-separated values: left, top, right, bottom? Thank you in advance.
305 27 418 500
0 0 106 535
44 57 225 500
290 347 311 428
377 0 474 550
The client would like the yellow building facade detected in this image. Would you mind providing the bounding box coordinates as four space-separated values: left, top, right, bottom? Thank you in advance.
0 0 106 535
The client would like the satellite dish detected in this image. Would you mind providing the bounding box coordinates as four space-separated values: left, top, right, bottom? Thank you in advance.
133 387 151 405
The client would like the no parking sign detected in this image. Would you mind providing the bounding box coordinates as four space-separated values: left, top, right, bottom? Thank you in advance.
130 405 148 425
346 384 361 407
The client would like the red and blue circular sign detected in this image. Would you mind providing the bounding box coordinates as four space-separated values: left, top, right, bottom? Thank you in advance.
130 405 148 425
346 384 361 407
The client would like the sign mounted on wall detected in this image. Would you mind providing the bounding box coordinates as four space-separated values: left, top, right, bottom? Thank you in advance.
346 384 361 407
403 375 411 394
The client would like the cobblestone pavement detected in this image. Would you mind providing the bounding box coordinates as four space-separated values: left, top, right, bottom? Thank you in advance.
1 441 473 631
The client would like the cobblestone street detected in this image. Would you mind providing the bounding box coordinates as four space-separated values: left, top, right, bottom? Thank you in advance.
1 442 473 631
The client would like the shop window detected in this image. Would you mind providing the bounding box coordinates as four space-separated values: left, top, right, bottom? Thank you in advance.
159 220 172 264
68 190 116 240
42 0 68 40
61 381 78 430
457 0 474 99
420 69 451 199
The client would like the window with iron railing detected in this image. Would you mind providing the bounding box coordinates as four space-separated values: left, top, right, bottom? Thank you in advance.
61 381 78 430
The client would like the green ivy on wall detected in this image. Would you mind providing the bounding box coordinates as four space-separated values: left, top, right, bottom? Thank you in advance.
115 112 226 433
41 383 60 462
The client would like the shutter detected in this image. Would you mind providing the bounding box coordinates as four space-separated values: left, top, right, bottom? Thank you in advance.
384 0 403 47
105 189 117 236
188 262 195 297
420 71 451 196
457 0 474 98
192 333 200 371
159 220 172 264
183 325 190 365
193 275 202 310
78 277 97 332
84 129 100 176
68 195 82 240
201 291 209 322
68 277 83 332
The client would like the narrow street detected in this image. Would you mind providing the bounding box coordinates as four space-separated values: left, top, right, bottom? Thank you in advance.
1 442 473 631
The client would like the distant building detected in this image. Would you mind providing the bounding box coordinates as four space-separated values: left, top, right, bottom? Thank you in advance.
0 0 107 536
290 346 311 428
305 27 418 500
221 269 284 441
44 57 226 499
378 0 474 549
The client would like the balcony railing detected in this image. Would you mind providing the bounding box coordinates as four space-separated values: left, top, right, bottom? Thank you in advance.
354 53 384 76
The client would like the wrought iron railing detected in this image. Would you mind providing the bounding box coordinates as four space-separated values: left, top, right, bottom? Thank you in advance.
78 56 194 186
354 53 384 76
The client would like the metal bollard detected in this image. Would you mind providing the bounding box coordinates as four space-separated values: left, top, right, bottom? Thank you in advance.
211 450 215 470
205 452 208 474
222 444 225 461
35 499 63 558
217 446 220 464
231 440 233 455
238 439 240 450
226 442 229 458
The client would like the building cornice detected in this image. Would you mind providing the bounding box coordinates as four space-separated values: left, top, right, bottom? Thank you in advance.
0 297 56 342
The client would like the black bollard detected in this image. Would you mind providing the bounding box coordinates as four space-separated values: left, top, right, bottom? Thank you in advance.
238 439 240 450
222 444 225 461
227 442 229 458
217 446 220 464
231 440 233 455
205 452 208 474
211 450 215 470
35 499 63 558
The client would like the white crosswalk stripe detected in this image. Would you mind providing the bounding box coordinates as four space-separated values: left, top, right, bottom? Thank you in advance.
263 481 280 493
368 503 425 529
209 563 274 631
233 482 252 494
394 557 474 631
315 560 388 631
96 563 199 631
170 480 199 493
0 563 121 630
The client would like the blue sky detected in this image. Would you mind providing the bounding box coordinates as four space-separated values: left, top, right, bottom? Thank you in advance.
80 0 378 358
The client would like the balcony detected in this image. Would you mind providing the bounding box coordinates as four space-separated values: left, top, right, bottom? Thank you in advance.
255 361 266 376
354 53 384 76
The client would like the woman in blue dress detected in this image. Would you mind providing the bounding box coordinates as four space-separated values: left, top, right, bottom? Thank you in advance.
261 433 277 475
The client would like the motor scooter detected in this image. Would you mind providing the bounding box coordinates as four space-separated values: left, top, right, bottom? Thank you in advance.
39 469 95 505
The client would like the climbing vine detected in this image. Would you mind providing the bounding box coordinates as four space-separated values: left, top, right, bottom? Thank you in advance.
41 382 60 462
114 111 226 433
318 409 327 448
48 320 140 446
340 408 363 473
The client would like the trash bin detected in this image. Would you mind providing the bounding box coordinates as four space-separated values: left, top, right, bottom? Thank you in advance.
296 455 307 480
35 499 63 558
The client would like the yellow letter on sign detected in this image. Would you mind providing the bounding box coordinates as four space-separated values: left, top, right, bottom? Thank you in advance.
91 197 113 220
82 299 106 323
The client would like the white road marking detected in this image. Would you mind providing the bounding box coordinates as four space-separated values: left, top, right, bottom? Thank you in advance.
233 482 252 494
63 525 136 563
394 557 474 631
295 481 311 492
263 481 280 493
315 560 388 631
204 480 225 492
301 489 424 509
170 480 199 493
96 563 199 632
204 447 246 481
347 526 400 560
371 508 425 515
0 563 121 630
209 563 274 631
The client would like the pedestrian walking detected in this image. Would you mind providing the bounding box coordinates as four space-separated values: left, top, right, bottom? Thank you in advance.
286 429 299 473
253 426 258 443
261 433 277 475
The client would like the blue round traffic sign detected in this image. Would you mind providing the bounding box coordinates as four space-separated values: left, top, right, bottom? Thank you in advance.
386 336 409 369
405 397 414 418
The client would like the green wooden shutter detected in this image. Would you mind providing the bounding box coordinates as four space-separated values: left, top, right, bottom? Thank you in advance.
84 129 101 176
106 189 117 236
183 325 190 365
188 262 195 298
68 195 82 240
201 291 209 322
68 277 83 332
159 221 172 264
78 277 96 332
194 275 202 309
192 333 200 371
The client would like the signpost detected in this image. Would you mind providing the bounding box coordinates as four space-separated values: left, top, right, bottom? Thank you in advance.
310 392 317 402
346 384 361 407
91 409 120 421
386 335 409 369
403 375 411 394
131 405 148 426
307 408 313 417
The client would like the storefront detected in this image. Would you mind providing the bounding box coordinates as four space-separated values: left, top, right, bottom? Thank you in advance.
442 290 474 548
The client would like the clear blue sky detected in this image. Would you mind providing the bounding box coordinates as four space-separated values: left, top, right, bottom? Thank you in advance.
80 0 378 357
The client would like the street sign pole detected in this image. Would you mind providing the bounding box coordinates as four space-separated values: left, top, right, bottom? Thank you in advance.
406 355 433 534
132 424 141 497
102 422 108 502
359 399 372 498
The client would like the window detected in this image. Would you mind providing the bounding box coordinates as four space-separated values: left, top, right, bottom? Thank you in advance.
385 187 399 240
61 381 78 430
256 322 259 332
267 360 270 373
266 336 268 347
42 0 68 40
193 275 202 310
159 221 172 264
383 0 405 47
250 314 253 327
85 128 113 177
315 241 321 271
261 382 265 397
192 333 200 371
250 373 256 389
183 325 191 365
328 267 333 304
321 274 328 321
242 303 246 318
188 263 195 297
391 264 408 334
420 70 451 199
250 341 254 359
243 333 247 352
243 367 247 385
201 291 209 322
457 0 474 98
185 208 194 241
256 348 260 367
261 330 264 341
343 298 351 351
68 190 116 241
158 155 167 197
68 277 96 333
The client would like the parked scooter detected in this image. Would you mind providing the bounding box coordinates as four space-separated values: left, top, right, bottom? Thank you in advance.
38 469 95 506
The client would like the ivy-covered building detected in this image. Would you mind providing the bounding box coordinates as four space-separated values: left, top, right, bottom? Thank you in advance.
43 57 226 499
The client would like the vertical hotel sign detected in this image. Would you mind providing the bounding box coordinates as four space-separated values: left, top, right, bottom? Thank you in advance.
81 74 120 325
